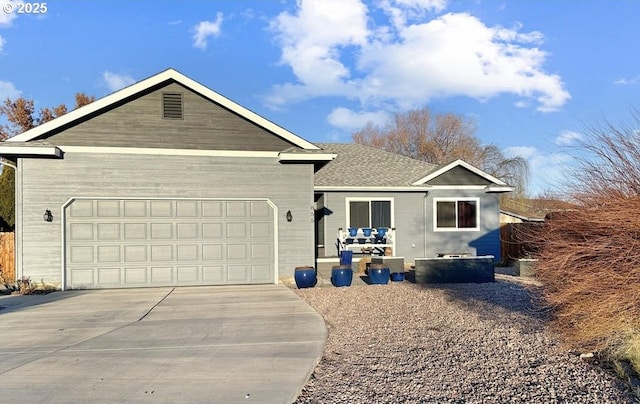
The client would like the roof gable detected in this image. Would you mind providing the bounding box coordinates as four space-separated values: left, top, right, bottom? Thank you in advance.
314 147 513 192
39 81 295 151
8 68 319 151
412 159 508 186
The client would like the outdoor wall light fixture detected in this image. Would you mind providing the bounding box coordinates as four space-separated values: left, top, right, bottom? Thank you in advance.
43 209 53 222
286 210 293 222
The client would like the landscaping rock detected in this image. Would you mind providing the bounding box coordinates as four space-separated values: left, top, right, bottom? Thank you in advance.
294 280 635 403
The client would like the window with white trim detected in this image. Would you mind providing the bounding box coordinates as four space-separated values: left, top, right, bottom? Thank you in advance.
434 198 479 231
346 198 393 229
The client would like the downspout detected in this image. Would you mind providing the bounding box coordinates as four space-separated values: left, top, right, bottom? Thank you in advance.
423 192 429 257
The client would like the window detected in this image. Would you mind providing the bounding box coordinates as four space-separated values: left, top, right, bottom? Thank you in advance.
347 199 392 229
434 198 479 231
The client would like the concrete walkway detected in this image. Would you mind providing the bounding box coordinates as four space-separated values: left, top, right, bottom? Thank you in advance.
0 285 327 404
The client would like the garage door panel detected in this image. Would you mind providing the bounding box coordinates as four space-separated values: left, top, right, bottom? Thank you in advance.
98 246 120 262
177 266 199 282
71 268 94 285
124 245 147 262
124 200 147 217
124 267 148 283
151 223 173 239
177 223 198 239
151 267 173 283
65 199 275 289
202 201 223 217
151 245 173 261
150 200 172 217
227 265 247 282
124 223 147 239
69 223 93 240
203 266 223 281
69 200 93 217
70 246 93 263
177 245 198 261
98 223 120 240
226 201 246 217
97 200 120 217
177 201 198 217
202 223 223 239
98 268 121 284
252 265 271 281
203 244 223 260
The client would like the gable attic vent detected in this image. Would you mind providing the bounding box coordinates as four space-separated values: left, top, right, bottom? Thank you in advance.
162 92 183 119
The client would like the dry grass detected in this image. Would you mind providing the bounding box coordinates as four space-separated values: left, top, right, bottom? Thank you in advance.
529 115 640 377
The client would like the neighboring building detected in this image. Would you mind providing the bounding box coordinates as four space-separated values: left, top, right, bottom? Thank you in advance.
0 69 513 290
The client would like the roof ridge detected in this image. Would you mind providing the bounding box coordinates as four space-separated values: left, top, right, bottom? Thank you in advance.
317 142 438 168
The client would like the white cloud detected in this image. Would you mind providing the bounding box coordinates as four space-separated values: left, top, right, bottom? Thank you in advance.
0 80 20 100
505 145 573 195
269 0 368 98
102 71 135 92
193 12 223 50
267 1 570 115
379 0 448 28
555 130 583 146
0 35 4 52
614 75 640 85
0 2 18 27
327 107 391 131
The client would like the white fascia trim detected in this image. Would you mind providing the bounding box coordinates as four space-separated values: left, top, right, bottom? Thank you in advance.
500 210 544 222
278 152 337 162
9 69 320 150
412 159 508 186
428 185 489 190
486 186 516 193
315 186 431 192
0 145 62 157
59 146 281 158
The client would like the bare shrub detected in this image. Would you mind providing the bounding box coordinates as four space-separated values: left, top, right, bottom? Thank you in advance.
532 111 640 374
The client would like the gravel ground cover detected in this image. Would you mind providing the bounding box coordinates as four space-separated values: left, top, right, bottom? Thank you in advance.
293 278 636 403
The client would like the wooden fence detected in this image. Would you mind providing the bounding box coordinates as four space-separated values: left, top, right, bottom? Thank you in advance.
0 232 15 283
500 223 541 262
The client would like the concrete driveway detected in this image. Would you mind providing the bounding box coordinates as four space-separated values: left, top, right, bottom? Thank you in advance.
0 285 327 403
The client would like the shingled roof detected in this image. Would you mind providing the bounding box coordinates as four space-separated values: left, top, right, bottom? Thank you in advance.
314 143 438 188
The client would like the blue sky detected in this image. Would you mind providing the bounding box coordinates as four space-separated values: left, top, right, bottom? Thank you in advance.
1 0 639 195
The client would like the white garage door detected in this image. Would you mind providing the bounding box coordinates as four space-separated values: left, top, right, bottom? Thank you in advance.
64 199 275 289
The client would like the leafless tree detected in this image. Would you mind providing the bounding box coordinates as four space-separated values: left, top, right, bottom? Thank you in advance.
352 107 529 195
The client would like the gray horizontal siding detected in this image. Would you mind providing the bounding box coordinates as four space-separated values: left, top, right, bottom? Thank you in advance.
319 191 428 262
319 189 501 263
46 82 296 151
17 153 314 287
424 189 501 258
426 166 492 185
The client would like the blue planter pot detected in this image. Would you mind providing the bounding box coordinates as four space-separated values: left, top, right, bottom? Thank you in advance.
362 228 372 237
331 265 353 287
390 272 405 282
348 228 359 237
340 250 353 266
294 266 317 288
369 264 390 285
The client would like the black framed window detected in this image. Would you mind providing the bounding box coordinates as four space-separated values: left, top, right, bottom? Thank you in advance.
435 199 478 230
348 199 392 228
